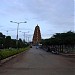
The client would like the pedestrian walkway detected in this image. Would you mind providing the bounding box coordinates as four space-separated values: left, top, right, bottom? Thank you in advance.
61 52 75 58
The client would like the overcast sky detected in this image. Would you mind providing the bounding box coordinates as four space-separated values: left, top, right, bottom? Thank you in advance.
0 0 74 41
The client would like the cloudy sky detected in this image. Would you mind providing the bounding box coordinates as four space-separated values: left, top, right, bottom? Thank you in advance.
0 0 74 41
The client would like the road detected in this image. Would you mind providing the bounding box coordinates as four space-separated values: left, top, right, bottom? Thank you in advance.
0 46 75 75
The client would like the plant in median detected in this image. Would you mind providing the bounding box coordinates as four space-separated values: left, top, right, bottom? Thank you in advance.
0 47 29 60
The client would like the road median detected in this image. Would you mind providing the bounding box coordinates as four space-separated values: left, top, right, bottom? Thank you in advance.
0 47 29 65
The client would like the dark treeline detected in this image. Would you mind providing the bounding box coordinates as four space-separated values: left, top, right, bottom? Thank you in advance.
41 31 75 53
0 32 29 49
41 31 75 45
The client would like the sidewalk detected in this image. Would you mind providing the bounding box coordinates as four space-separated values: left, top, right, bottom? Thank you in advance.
60 52 75 58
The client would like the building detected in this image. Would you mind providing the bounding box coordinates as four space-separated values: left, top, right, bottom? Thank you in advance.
33 25 41 45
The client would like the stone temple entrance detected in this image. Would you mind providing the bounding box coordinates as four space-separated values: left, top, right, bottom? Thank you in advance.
32 24 41 45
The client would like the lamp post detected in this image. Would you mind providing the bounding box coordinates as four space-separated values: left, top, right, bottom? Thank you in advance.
10 21 27 49
6 30 8 36
21 31 29 43
27 34 32 43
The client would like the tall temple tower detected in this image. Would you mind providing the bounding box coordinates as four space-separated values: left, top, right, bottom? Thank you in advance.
33 24 41 45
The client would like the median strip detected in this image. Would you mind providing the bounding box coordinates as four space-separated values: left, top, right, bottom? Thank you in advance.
0 47 29 65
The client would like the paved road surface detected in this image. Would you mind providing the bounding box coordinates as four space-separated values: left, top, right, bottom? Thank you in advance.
0 46 75 75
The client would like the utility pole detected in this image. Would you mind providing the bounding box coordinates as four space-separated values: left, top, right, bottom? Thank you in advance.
10 21 27 49
22 31 29 43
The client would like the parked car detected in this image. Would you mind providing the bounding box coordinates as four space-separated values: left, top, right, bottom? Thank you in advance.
51 47 59 54
47 46 59 54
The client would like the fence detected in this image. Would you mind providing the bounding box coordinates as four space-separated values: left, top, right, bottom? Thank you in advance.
42 45 75 53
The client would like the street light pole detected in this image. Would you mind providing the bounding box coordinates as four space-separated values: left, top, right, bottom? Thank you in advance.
22 31 29 43
16 23 19 43
6 30 8 36
10 21 27 49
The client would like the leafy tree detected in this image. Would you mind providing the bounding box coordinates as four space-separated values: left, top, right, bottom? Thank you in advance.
41 31 75 46
11 39 16 48
0 32 5 49
4 36 11 48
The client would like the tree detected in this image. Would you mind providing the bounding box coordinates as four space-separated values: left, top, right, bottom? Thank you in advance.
4 36 11 48
0 32 5 49
18 38 23 48
41 31 75 46
11 39 16 48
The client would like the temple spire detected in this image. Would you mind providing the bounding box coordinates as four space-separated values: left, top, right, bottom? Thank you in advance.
33 24 41 45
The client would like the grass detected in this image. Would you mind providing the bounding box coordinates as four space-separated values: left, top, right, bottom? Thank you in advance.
0 47 29 60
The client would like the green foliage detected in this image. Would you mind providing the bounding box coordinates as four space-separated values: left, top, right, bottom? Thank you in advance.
0 32 5 49
41 31 75 45
0 47 29 60
4 36 11 48
0 32 29 49
0 32 30 60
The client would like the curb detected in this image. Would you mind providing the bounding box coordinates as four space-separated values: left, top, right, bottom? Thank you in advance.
60 53 75 58
0 49 29 66
0 55 16 65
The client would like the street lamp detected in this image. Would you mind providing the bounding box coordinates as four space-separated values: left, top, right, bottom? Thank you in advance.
10 21 27 49
20 31 29 43
27 34 32 43
6 30 8 36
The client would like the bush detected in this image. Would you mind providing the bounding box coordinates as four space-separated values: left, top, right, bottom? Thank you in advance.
0 47 29 60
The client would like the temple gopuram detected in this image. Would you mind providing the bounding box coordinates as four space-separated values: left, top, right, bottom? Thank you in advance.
33 25 41 45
